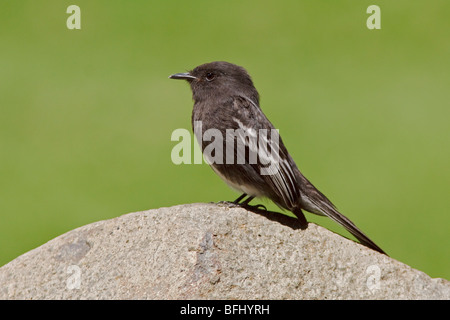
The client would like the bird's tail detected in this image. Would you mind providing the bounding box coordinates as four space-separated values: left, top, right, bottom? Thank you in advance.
315 199 386 254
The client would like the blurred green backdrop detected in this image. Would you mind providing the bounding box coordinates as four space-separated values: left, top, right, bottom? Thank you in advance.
0 1 449 280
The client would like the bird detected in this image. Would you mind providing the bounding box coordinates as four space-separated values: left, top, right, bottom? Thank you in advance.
169 61 386 254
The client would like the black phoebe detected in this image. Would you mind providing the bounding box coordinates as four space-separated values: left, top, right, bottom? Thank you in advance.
170 61 385 254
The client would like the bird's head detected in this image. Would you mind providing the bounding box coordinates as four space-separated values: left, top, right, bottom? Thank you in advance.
169 61 259 104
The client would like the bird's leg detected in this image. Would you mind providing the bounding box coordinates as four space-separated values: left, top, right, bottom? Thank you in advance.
240 196 267 211
219 194 267 211
240 196 254 205
217 193 248 208
233 193 248 204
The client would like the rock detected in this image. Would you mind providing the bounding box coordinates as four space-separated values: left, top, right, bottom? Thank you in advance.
0 203 448 299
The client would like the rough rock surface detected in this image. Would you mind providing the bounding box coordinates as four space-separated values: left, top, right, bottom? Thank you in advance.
0 203 448 299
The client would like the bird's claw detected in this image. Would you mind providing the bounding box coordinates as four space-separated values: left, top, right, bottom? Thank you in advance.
216 201 240 208
216 201 266 212
242 203 267 211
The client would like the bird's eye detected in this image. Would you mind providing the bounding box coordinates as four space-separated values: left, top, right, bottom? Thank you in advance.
205 72 216 81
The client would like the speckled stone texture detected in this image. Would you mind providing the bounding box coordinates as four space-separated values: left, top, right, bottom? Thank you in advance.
0 203 448 299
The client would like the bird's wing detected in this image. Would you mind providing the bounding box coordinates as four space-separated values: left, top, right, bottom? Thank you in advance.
229 96 385 254
228 96 386 254
230 95 301 209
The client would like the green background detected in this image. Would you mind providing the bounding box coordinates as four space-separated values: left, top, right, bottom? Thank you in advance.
1 1 449 280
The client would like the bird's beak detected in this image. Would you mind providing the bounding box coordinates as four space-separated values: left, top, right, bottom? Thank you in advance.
169 72 196 80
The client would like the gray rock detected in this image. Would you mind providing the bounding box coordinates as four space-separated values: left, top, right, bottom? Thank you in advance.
0 203 448 299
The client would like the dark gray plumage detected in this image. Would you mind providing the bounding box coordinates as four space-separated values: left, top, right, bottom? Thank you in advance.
170 61 385 254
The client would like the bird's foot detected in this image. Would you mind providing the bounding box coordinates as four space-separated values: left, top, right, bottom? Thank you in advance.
216 200 267 212
241 203 267 212
216 193 267 212
216 201 240 208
